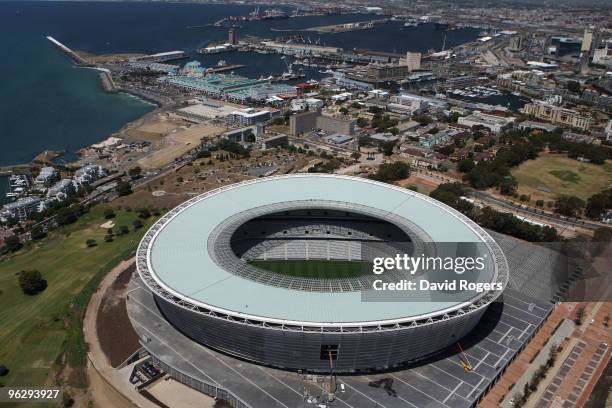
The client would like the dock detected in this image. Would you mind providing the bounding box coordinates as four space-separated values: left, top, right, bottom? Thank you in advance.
46 35 89 65
208 64 245 73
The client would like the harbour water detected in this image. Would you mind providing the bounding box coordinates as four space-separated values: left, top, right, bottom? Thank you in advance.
0 177 9 206
0 1 483 166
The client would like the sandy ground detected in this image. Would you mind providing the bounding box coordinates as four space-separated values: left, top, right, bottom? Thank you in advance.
84 258 159 408
121 112 187 143
78 51 146 63
147 378 215 408
137 123 225 170
397 174 439 195
87 362 138 408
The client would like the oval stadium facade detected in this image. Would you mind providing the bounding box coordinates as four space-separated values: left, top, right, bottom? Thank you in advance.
136 174 508 374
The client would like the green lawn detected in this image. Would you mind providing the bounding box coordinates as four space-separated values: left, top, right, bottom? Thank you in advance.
0 206 157 388
512 153 612 202
249 259 368 279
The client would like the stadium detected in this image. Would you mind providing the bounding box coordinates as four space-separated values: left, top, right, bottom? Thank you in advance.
135 174 509 374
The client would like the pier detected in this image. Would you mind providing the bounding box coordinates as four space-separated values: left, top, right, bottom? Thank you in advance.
46 36 89 65
208 64 245 73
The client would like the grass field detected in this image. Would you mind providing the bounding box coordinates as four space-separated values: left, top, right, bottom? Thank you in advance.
512 153 612 202
249 259 368 279
0 206 157 389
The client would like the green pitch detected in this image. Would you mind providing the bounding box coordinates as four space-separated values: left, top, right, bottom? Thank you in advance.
249 259 369 279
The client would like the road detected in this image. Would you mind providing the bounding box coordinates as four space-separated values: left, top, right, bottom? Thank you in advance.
470 190 606 231
409 168 606 232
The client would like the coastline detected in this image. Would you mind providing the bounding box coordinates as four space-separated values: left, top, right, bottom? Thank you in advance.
5 41 162 168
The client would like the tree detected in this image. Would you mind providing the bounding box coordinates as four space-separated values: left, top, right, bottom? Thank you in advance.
103 208 115 219
137 208 151 219
447 112 460 123
458 158 475 173
575 307 585 325
380 140 397 156
369 162 410 182
554 195 585 217
30 226 46 240
3 235 22 252
439 145 454 156
535 199 544 207
119 225 129 235
356 117 369 128
413 113 432 126
104 234 114 242
117 181 132 196
86 239 97 247
57 207 78 226
0 365 8 376
128 166 142 180
132 219 144 230
339 107 349 115
368 106 383 115
18 270 47 295
585 189 612 220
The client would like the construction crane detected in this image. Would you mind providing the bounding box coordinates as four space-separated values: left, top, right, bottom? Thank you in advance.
457 343 473 372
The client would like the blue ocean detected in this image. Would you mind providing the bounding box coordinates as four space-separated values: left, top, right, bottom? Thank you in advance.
0 1 480 166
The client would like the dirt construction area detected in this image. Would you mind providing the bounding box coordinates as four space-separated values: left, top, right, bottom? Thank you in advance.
96 264 140 367
120 112 187 142
137 122 226 170
113 149 312 210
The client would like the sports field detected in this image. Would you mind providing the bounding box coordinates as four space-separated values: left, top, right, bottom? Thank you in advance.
512 153 612 202
0 206 157 388
249 259 368 279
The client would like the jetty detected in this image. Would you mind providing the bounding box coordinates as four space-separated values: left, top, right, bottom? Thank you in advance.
208 64 245 73
99 70 118 93
46 36 89 65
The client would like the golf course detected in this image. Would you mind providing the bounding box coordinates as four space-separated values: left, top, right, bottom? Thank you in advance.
0 206 157 390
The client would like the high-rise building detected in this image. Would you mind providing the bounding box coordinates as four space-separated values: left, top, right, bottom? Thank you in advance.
580 26 595 74
405 52 421 71
581 26 594 53
228 27 237 45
